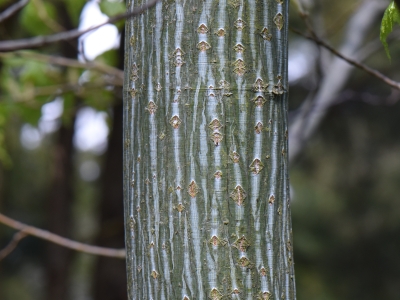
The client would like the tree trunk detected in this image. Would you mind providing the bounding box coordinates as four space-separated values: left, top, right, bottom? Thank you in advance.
92 28 127 300
46 123 75 300
45 4 78 299
123 0 295 299
93 102 127 300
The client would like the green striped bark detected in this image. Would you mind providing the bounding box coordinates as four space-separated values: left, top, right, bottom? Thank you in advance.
123 0 295 299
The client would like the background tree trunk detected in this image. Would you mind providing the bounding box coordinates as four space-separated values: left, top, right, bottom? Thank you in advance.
123 0 295 299
93 102 127 300
45 4 77 299
92 29 127 300
45 123 75 300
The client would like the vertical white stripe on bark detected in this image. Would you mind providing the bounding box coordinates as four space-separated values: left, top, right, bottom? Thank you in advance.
264 0 275 88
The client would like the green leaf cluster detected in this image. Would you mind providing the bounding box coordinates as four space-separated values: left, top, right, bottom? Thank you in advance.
19 1 58 36
380 1 400 60
0 0 122 166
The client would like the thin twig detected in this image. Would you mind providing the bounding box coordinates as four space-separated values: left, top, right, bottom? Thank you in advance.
0 230 28 261
0 213 126 259
0 0 29 23
7 80 122 104
33 80 124 97
0 51 124 83
0 0 159 52
291 27 400 90
291 0 400 90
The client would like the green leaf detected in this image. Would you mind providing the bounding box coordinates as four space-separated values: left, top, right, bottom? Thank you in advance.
16 103 42 126
64 0 86 26
99 0 126 17
0 103 12 167
100 0 126 29
19 2 57 36
380 1 400 60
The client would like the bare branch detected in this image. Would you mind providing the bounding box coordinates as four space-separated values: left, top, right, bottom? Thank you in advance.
0 0 159 52
0 0 29 24
0 213 126 259
0 51 124 84
291 28 400 90
7 80 122 104
0 230 28 261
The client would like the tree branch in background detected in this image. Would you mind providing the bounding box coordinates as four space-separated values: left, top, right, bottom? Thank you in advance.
0 230 27 261
0 51 124 84
32 82 117 97
8 81 122 104
288 0 389 165
0 0 159 52
0 0 29 24
0 213 126 259
291 29 400 90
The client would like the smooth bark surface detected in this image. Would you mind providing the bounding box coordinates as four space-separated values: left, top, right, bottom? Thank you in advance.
123 0 295 299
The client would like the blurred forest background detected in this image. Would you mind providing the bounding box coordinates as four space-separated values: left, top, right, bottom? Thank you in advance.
0 0 400 299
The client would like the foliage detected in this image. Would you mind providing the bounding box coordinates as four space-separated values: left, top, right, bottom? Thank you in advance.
20 1 58 36
99 0 126 24
0 0 119 166
380 1 400 60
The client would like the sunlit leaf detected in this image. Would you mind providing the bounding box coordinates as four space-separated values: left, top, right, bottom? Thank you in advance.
100 0 126 17
380 1 400 60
